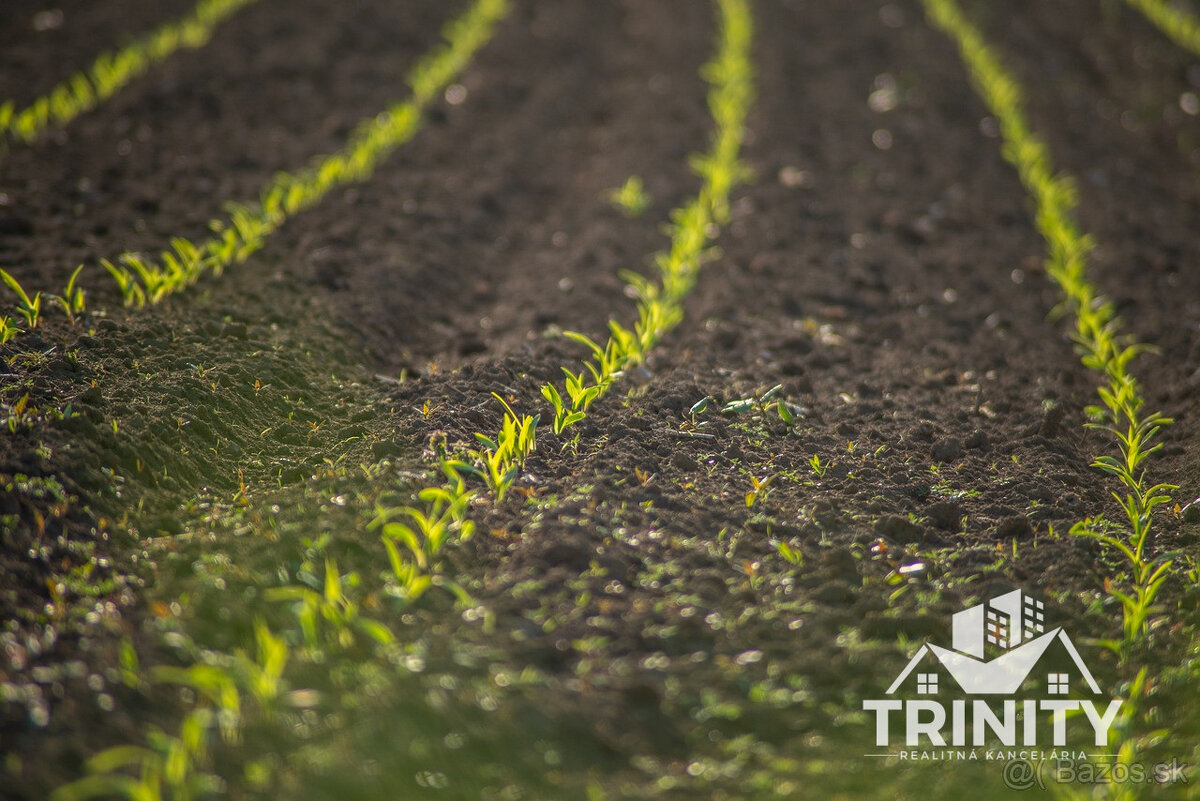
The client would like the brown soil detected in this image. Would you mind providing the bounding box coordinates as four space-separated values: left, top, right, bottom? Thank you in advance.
1 0 1198 798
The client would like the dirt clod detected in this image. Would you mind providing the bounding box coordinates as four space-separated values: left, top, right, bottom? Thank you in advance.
874 514 925 545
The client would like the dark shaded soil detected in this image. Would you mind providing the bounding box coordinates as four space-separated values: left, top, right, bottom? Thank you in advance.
2 0 1199 798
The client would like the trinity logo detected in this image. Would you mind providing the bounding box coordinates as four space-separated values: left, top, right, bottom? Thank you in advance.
863 590 1121 749
886 589 1100 696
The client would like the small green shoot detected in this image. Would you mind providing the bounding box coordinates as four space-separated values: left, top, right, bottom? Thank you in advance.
48 265 86 324
809 454 829 480
745 474 774 508
0 268 42 329
609 175 651 217
0 316 20 344
463 393 539 502
719 384 804 427
772 539 805 567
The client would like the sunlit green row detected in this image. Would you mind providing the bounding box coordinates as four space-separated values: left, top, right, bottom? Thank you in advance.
925 0 1177 796
0 0 259 148
541 0 754 451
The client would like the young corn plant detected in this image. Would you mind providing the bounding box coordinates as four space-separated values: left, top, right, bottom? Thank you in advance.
745 474 775 509
455 393 538 502
48 265 86 324
809 454 830 481
540 0 754 440
0 269 42 329
608 175 651 217
265 558 394 650
0 316 18 345
370 461 477 601
1 0 259 150
772 539 805 567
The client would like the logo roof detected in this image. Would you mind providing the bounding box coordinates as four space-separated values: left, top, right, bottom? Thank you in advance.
886 590 1100 695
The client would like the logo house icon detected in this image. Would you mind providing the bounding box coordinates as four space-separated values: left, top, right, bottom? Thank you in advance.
885 590 1101 696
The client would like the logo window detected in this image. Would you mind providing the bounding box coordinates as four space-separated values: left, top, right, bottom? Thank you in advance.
985 609 1010 648
1047 672 1069 694
917 673 938 694
1023 596 1045 639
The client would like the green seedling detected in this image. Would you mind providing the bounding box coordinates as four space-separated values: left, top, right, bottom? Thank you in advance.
464 393 538 502
266 558 392 650
48 265 86 324
609 175 651 217
234 619 290 718
101 258 146 307
371 460 477 602
0 316 19 345
777 399 797 427
721 397 757 415
1071 514 1175 654
809 454 829 480
745 474 774 508
4 394 30 433
0 268 42 328
720 385 805 426
772 539 805 567
541 382 585 434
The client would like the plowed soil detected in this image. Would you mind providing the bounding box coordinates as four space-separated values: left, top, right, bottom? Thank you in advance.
2 0 1199 798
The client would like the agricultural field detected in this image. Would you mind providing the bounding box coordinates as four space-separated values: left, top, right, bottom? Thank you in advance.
2 0 1200 798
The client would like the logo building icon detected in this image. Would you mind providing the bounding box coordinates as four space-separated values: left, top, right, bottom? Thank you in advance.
885 590 1101 696
863 590 1122 748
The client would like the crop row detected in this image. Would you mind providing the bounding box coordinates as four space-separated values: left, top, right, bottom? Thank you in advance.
0 0 504 348
541 5 753 446
925 0 1184 792
0 0 259 149
925 0 1177 657
51 0 754 796
101 0 509 307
